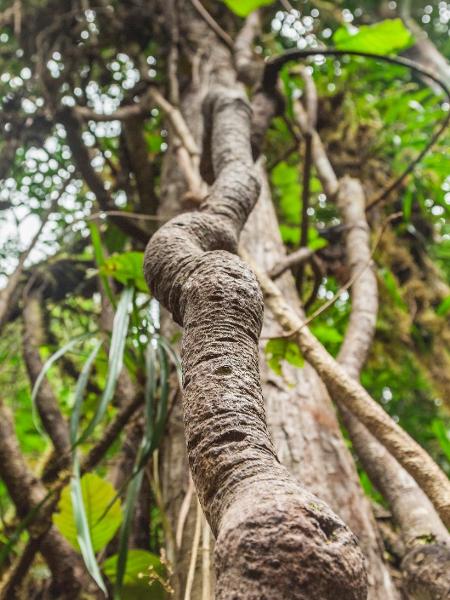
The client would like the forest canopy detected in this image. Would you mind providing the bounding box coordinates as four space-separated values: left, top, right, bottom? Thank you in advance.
0 1 449 599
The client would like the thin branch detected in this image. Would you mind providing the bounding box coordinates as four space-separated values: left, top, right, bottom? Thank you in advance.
0 402 86 596
201 517 211 600
234 11 263 86
0 179 70 333
243 250 450 528
82 392 143 473
59 108 149 243
176 475 195 550
299 212 401 329
149 88 199 158
189 0 233 50
183 498 202 600
269 246 314 279
22 295 71 459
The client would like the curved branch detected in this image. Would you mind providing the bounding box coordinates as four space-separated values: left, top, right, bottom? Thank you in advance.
250 262 450 529
144 86 367 599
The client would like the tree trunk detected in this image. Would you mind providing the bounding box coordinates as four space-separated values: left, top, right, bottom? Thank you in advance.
154 3 389 599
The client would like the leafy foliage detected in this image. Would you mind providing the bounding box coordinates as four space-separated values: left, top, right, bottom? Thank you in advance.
265 337 304 376
333 19 414 54
103 550 168 600
223 0 275 18
53 473 122 554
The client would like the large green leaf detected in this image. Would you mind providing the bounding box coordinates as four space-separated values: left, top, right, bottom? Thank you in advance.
101 252 147 293
223 0 274 18
103 550 168 600
265 338 304 376
436 296 450 317
334 19 414 55
53 473 122 554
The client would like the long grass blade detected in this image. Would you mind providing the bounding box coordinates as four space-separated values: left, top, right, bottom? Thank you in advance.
69 339 103 445
31 334 91 435
113 467 144 599
77 287 132 445
71 456 107 595
89 222 115 307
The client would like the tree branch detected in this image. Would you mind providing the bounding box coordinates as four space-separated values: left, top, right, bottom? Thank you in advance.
247 257 450 529
22 295 71 460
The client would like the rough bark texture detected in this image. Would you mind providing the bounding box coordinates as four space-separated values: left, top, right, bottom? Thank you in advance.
335 177 450 599
241 168 397 599
144 10 367 592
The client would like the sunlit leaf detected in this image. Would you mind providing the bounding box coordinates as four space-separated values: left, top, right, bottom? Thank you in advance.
436 296 450 317
334 19 414 55
77 287 132 444
103 550 168 600
432 419 450 462
53 473 122 554
101 252 147 293
69 463 108 594
223 0 275 18
265 338 304 376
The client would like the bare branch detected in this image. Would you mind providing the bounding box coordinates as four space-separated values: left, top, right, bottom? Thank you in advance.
234 11 263 86
269 246 314 279
0 184 66 334
189 0 233 50
0 401 87 598
247 256 450 529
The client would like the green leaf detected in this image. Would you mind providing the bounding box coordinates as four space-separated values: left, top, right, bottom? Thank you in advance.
89 222 116 306
31 334 92 437
103 550 168 600
436 296 450 317
69 340 103 445
380 268 407 310
334 19 414 55
265 338 304 376
114 471 145 600
101 252 147 293
223 0 275 18
310 324 343 345
70 463 108 594
77 287 132 444
53 473 122 554
432 419 450 463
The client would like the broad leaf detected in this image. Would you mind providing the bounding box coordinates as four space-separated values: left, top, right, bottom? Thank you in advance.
223 0 275 18
334 19 414 55
101 252 147 293
432 419 450 462
53 473 122 554
103 550 168 600
265 338 304 376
